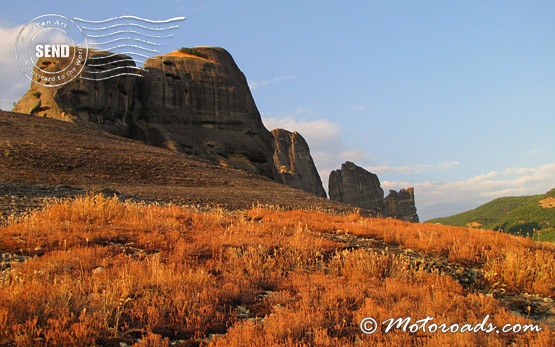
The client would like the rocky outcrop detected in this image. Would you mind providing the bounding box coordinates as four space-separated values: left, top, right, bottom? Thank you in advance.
328 162 419 222
271 129 326 198
328 161 386 212
137 48 277 179
13 47 278 179
385 188 419 222
13 48 140 138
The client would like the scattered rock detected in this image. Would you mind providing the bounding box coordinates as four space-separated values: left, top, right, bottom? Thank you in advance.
271 129 326 197
92 267 105 275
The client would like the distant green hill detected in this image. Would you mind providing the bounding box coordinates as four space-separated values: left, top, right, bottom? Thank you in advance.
427 188 555 242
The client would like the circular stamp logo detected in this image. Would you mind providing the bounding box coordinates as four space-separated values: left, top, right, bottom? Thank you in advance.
14 14 88 87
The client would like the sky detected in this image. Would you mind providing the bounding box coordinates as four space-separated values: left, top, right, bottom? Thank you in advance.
1 1 554 220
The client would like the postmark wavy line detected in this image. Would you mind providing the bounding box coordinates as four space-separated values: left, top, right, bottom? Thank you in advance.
87 51 152 60
80 72 144 81
86 30 175 39
89 37 163 46
91 44 159 53
81 23 180 31
74 15 185 24
86 58 143 67
84 66 146 74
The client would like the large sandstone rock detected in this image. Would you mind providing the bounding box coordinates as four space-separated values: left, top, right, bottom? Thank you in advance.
271 129 326 197
13 48 140 137
13 47 278 179
138 48 277 179
385 188 419 222
328 161 386 212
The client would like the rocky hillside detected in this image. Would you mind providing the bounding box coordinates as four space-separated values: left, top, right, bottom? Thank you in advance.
11 46 419 219
13 47 328 197
0 110 370 221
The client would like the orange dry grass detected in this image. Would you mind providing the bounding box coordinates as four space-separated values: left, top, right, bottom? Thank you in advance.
0 195 553 346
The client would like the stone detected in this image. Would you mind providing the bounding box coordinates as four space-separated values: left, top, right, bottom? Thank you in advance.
271 129 326 197
13 48 141 138
328 161 386 212
13 47 278 179
137 48 277 179
385 188 419 222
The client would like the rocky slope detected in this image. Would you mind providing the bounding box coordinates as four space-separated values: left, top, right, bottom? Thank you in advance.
12 47 334 199
13 47 278 180
0 110 370 221
271 129 326 198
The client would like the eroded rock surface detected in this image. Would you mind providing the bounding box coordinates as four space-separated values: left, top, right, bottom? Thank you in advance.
385 188 419 222
13 47 277 179
271 129 326 197
138 48 277 179
328 161 386 212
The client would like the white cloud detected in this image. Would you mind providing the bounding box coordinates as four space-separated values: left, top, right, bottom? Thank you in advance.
262 112 555 222
263 112 341 151
262 111 374 191
385 163 555 221
366 161 460 175
248 75 296 90
0 25 28 111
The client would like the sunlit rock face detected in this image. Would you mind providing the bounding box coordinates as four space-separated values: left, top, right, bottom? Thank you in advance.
14 47 278 179
271 129 326 197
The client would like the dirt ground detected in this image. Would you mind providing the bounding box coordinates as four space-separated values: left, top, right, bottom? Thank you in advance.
0 110 369 220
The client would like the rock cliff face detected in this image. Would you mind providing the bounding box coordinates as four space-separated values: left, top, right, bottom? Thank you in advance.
385 188 419 222
271 129 326 198
328 161 386 212
13 49 140 137
328 162 419 222
13 47 278 180
138 48 277 179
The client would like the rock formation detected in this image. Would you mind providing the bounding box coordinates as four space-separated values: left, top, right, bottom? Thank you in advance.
138 48 277 179
13 46 423 207
328 161 386 212
14 47 278 180
271 129 326 198
328 162 419 222
385 188 419 222
13 48 140 138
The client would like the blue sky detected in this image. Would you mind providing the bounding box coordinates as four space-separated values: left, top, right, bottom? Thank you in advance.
1 1 554 220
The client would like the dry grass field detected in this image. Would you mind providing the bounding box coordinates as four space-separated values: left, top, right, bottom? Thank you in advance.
1 194 554 346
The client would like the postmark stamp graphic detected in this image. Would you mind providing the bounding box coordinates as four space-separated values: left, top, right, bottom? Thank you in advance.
15 14 88 87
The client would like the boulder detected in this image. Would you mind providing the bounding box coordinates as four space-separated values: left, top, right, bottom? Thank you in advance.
271 129 326 197
328 161 386 212
385 188 419 222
